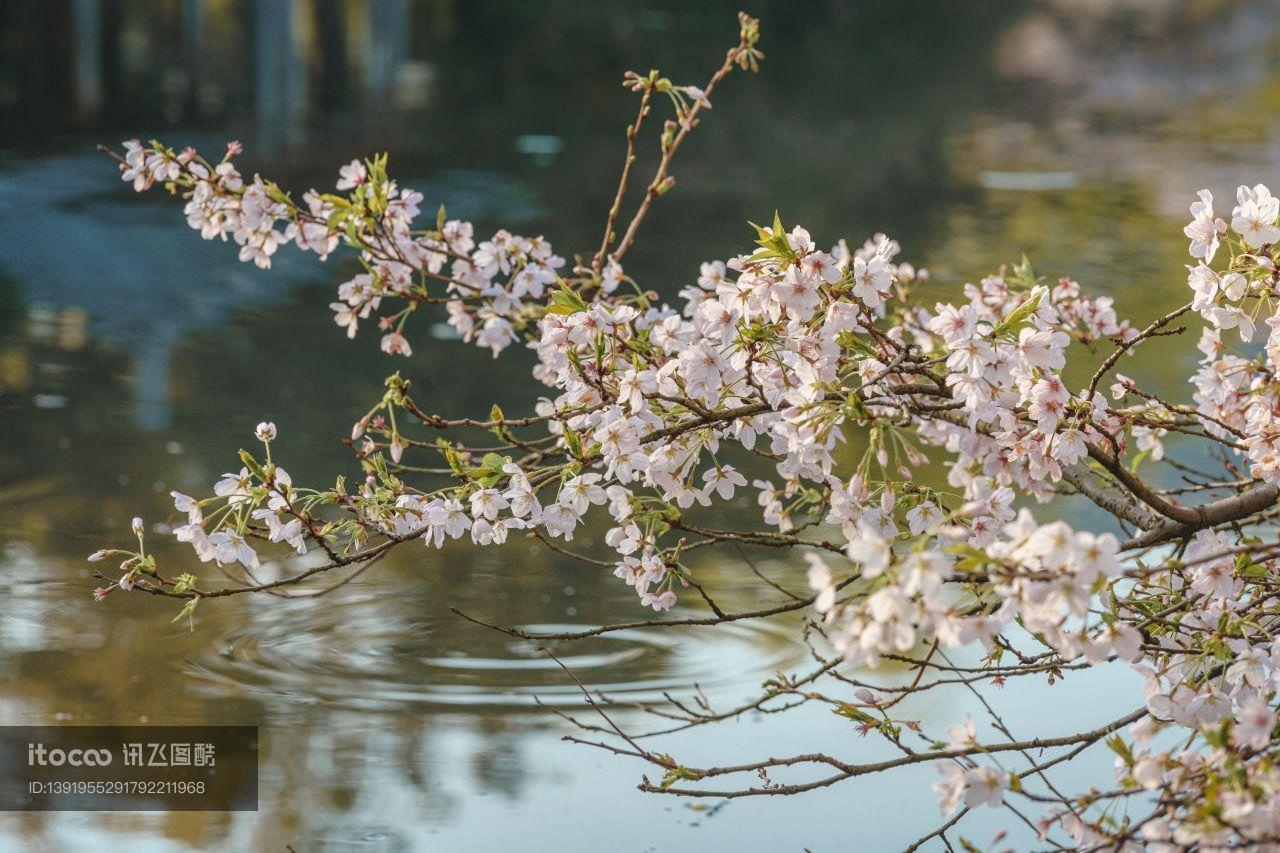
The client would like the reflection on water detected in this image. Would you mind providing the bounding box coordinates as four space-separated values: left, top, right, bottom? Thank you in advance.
2 0 1280 849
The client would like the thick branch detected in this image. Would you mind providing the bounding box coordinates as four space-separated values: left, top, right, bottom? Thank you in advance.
1120 483 1280 550
1059 463 1164 533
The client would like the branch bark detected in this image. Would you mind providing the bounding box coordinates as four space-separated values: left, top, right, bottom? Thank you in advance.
1119 483 1280 550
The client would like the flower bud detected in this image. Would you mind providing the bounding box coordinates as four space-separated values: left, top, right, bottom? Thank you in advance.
131 517 145 535
256 421 277 442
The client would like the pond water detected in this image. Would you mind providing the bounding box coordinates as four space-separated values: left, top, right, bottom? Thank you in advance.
2 1 1280 849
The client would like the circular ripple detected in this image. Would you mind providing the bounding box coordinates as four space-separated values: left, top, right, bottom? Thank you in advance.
187 592 806 711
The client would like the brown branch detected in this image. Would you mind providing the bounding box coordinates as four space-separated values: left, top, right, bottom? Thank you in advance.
612 20 758 261
449 569 857 641
1120 483 1280 550
593 82 653 271
632 706 1147 798
1086 302 1192 402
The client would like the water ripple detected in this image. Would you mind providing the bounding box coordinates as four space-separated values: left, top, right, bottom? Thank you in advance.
187 592 805 711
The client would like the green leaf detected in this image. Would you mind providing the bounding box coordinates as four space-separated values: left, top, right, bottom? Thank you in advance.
172 597 199 631
238 449 267 482
563 428 583 458
1105 735 1134 767
992 285 1046 338
264 182 292 205
435 438 467 477
1010 254 1036 286
546 288 588 316
659 765 702 790
944 543 993 572
837 331 878 358
747 211 796 262
833 702 876 725
843 391 872 421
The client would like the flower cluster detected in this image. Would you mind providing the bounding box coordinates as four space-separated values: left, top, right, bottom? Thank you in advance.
118 142 564 358
1182 186 1280 494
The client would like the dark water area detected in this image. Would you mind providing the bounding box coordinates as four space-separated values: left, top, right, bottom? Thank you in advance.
1 1 1278 849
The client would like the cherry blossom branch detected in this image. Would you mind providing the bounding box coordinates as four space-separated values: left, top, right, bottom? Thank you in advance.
93 13 1280 845
611 13 762 262
592 81 653 272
